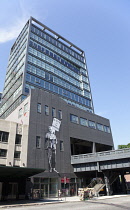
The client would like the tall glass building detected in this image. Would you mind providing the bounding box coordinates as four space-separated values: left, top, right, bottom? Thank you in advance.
0 17 115 199
0 17 94 118
0 93 2 104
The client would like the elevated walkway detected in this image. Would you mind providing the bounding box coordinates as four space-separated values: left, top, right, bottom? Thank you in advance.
71 148 130 172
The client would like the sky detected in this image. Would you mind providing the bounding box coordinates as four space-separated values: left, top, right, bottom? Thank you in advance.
0 0 130 149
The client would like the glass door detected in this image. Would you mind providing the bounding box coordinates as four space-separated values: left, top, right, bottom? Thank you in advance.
41 184 49 198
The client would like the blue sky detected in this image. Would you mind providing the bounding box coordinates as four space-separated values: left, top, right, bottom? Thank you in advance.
0 0 130 149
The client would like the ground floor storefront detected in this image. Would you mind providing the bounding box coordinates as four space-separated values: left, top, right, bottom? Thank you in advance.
0 166 45 201
32 173 81 198
1 167 128 201
31 171 107 198
0 180 26 200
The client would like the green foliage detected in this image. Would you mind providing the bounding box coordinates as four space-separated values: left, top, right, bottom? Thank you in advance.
118 143 130 149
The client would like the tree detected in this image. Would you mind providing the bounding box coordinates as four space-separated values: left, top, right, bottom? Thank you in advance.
118 143 130 149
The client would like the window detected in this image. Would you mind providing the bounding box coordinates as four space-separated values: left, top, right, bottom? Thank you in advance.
36 136 41 148
58 110 62 120
0 149 7 157
60 141 64 151
37 103 41 113
97 123 104 131
107 127 110 133
50 74 53 82
24 103 28 113
80 118 88 126
70 114 79 124
34 177 40 183
45 72 49 80
88 120 96 129
0 131 9 142
18 108 23 118
104 125 111 133
15 134 22 144
45 105 49 115
14 151 21 159
41 178 49 183
52 108 56 117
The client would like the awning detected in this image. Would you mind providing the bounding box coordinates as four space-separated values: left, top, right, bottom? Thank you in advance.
0 165 45 180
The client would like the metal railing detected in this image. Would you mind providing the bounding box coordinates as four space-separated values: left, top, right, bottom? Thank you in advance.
87 177 103 188
71 148 130 163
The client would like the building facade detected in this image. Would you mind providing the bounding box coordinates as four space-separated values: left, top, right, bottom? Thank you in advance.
0 119 28 167
0 17 114 199
5 89 113 197
0 17 93 119
0 93 2 105
0 119 30 200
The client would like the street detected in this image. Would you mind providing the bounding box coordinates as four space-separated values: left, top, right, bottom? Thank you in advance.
1 196 130 210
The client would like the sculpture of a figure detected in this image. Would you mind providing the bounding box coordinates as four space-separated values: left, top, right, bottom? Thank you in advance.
45 126 58 173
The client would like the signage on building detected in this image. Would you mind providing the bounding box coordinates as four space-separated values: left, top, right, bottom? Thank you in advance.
61 178 70 183
52 118 61 131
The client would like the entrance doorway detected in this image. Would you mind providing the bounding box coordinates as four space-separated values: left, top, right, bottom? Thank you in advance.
8 183 18 199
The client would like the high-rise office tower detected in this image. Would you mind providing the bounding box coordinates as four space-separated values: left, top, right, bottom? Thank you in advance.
0 17 114 199
0 93 2 104
0 17 94 118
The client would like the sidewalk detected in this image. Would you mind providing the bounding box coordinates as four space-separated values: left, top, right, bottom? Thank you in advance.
92 194 130 200
0 196 80 208
0 195 130 208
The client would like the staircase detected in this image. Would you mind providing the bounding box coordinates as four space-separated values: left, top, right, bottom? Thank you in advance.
79 174 119 199
87 178 105 197
93 183 106 196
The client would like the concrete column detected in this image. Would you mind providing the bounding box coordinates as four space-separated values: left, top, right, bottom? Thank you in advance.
97 161 101 172
121 172 127 194
75 178 78 195
92 142 96 153
104 171 111 196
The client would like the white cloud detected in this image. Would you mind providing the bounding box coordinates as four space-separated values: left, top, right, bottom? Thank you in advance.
0 16 28 43
0 0 32 43
0 0 48 44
